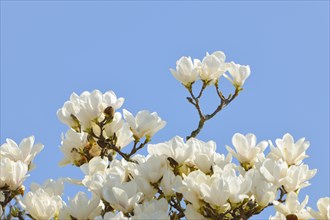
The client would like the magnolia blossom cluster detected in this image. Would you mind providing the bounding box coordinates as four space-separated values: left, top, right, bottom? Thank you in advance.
57 90 166 166
170 51 250 88
0 136 44 216
0 51 329 220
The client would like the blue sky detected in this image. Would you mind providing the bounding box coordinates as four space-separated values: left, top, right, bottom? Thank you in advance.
1 1 329 219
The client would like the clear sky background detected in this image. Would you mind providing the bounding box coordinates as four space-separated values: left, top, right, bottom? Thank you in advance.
1 1 329 219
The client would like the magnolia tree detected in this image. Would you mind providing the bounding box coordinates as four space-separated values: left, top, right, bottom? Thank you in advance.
0 51 329 220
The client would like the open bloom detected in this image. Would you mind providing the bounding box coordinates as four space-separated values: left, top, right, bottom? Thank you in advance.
0 136 44 170
259 158 288 187
123 109 166 140
59 129 89 166
268 133 310 166
281 164 316 192
189 138 217 173
170 56 200 86
307 197 330 220
57 90 124 130
148 136 193 165
21 188 63 220
224 61 250 88
102 180 143 214
0 157 28 190
226 133 268 168
198 51 226 84
273 192 311 220
59 192 102 220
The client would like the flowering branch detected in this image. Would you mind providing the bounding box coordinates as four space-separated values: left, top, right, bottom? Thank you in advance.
186 83 240 140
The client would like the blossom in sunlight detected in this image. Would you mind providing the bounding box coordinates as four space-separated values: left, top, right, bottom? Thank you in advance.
81 158 129 197
21 188 63 220
307 197 330 220
188 138 217 173
281 164 316 192
0 136 44 170
177 170 208 209
57 90 124 130
259 158 288 187
59 192 102 220
102 180 143 214
59 129 89 166
103 113 134 149
123 109 166 140
247 169 277 207
268 133 310 166
160 169 183 197
0 157 28 190
199 51 227 84
134 155 168 184
148 136 193 165
224 61 251 88
170 56 200 86
220 168 252 204
226 133 268 169
132 198 169 220
273 191 311 220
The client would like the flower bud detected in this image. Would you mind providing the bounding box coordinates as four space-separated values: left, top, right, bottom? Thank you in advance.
104 106 115 118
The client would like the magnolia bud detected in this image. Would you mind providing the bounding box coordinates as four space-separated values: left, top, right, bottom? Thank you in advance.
104 106 114 118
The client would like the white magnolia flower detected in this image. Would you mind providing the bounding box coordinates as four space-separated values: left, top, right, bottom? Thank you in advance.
199 173 231 212
61 192 102 220
115 123 134 149
307 197 330 220
134 176 158 200
212 153 236 174
226 133 268 168
80 156 109 176
0 157 28 190
57 90 124 130
160 169 183 197
268 133 310 166
185 204 209 220
95 212 128 220
132 198 169 220
188 138 217 173
170 56 200 86
178 170 212 209
199 51 226 83
21 188 63 220
247 169 277 207
103 112 134 149
148 136 193 165
103 112 125 136
123 109 166 140
221 169 251 204
259 158 288 187
273 192 311 220
281 164 317 192
224 61 250 88
56 93 80 129
59 129 89 166
135 155 168 184
0 136 44 170
30 178 64 196
102 180 143 213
